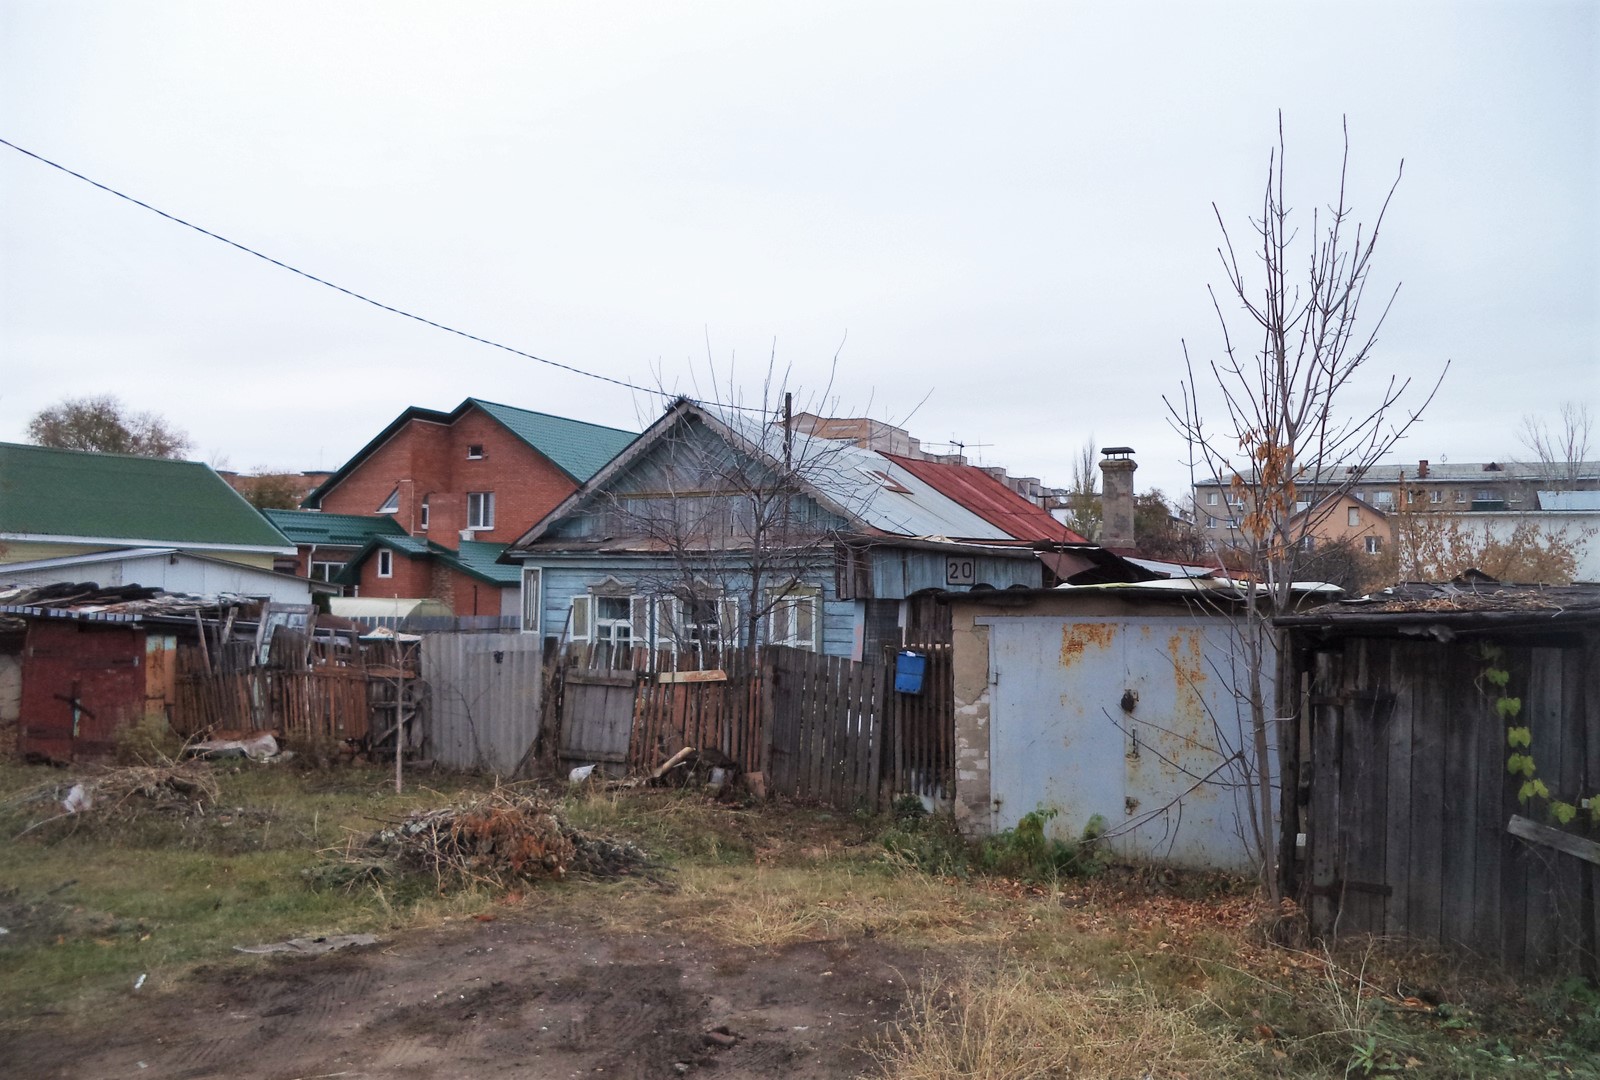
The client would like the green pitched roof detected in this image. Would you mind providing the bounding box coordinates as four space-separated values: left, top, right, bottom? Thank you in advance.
262 508 408 548
469 399 636 482
0 442 291 550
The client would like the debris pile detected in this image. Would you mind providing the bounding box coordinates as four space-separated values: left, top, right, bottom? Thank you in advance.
9 761 221 834
362 789 655 890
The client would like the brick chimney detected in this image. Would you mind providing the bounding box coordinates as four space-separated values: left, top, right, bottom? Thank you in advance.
1098 447 1138 550
1418 459 1429 479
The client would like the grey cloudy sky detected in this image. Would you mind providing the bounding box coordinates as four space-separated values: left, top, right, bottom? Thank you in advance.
2 1 1595 501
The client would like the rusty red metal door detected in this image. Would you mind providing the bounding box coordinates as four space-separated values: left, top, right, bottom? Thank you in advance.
18 621 147 761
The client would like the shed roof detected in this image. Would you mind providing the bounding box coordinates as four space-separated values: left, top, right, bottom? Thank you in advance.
262 508 409 548
1276 576 1600 629
0 442 292 552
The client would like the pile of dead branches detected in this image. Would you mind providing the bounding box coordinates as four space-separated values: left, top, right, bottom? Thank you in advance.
363 789 655 890
7 759 220 837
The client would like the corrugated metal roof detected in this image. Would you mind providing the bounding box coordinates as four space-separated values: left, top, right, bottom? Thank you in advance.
262 509 408 547
883 454 1085 542
0 442 291 550
712 409 1015 541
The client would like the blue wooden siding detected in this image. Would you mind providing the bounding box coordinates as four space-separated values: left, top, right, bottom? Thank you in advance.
869 548 1041 599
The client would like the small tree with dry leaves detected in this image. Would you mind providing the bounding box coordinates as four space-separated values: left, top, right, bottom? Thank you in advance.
1165 115 1446 898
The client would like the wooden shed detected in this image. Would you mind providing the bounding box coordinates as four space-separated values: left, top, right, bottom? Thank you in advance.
1277 580 1600 973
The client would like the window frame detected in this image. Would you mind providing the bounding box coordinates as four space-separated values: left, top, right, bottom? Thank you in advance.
377 487 400 514
768 589 819 650
521 567 542 634
1347 506 1360 528
466 444 485 460
419 496 430 530
467 491 496 531
1365 535 1382 555
376 548 393 578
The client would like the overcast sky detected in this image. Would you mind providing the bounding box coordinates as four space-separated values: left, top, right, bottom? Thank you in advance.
2 2 1595 502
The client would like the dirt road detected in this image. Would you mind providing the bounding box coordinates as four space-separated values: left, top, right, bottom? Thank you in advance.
6 909 923 1080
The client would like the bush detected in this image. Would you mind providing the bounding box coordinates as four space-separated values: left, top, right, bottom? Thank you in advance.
977 807 1109 883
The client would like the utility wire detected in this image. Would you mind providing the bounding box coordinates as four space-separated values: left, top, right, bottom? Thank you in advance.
0 136 765 412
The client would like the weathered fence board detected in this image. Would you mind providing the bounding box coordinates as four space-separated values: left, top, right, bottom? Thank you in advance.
423 632 543 774
1298 633 1597 974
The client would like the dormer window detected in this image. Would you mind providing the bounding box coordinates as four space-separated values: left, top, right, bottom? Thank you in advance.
377 549 393 578
467 444 485 460
377 487 400 513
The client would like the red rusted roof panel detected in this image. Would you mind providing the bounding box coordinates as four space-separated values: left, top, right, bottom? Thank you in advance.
883 454 1086 543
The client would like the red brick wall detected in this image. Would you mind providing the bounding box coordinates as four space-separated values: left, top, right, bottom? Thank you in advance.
317 405 581 545
353 549 432 599
429 563 509 617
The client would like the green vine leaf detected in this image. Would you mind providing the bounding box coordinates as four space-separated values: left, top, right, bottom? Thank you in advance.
1519 780 1536 804
1507 727 1532 749
1507 753 1537 778
1533 779 1550 800
1495 697 1522 720
1484 668 1511 689
1551 802 1578 826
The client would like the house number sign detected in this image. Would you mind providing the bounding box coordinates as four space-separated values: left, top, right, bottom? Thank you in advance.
946 556 976 587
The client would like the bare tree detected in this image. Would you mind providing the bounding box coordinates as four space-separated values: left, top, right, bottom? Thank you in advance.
1165 115 1446 898
581 356 870 665
1062 436 1101 540
1517 401 1593 490
27 394 192 458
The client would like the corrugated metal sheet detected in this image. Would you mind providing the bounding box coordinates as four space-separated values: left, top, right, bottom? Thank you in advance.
423 631 544 774
982 614 1272 873
883 454 1084 542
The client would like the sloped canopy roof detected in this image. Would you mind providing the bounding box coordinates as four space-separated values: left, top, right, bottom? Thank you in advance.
0 442 291 552
262 508 409 548
303 398 637 506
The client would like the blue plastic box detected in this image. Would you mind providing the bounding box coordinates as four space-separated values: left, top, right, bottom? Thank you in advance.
894 650 926 694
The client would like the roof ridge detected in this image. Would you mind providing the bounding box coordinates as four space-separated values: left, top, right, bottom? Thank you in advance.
469 397 635 435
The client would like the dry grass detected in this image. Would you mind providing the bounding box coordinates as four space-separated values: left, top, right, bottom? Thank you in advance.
871 960 1254 1080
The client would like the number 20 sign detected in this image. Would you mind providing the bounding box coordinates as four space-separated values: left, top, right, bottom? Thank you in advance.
946 556 976 587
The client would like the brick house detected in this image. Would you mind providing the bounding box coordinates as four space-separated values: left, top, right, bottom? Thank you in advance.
301 399 635 617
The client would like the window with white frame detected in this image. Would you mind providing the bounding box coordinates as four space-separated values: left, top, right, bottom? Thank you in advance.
419 496 430 530
377 548 393 578
569 592 644 650
467 491 495 530
1205 491 1219 506
521 567 542 634
1429 489 1443 504
1454 489 1467 503
309 560 343 582
768 590 819 650
1365 535 1382 555
1373 490 1395 509
377 487 400 513
1347 506 1360 527
1299 535 1315 552
467 444 484 460
1206 515 1218 529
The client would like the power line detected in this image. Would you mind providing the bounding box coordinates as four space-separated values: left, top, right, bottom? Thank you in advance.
0 136 765 412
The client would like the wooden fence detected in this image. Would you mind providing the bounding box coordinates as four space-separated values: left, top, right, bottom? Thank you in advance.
422 632 544 774
600 643 953 812
173 644 370 742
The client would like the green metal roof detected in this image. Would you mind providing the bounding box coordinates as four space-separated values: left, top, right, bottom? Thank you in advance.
331 534 518 587
262 508 408 548
445 540 521 585
469 399 636 482
0 442 291 550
